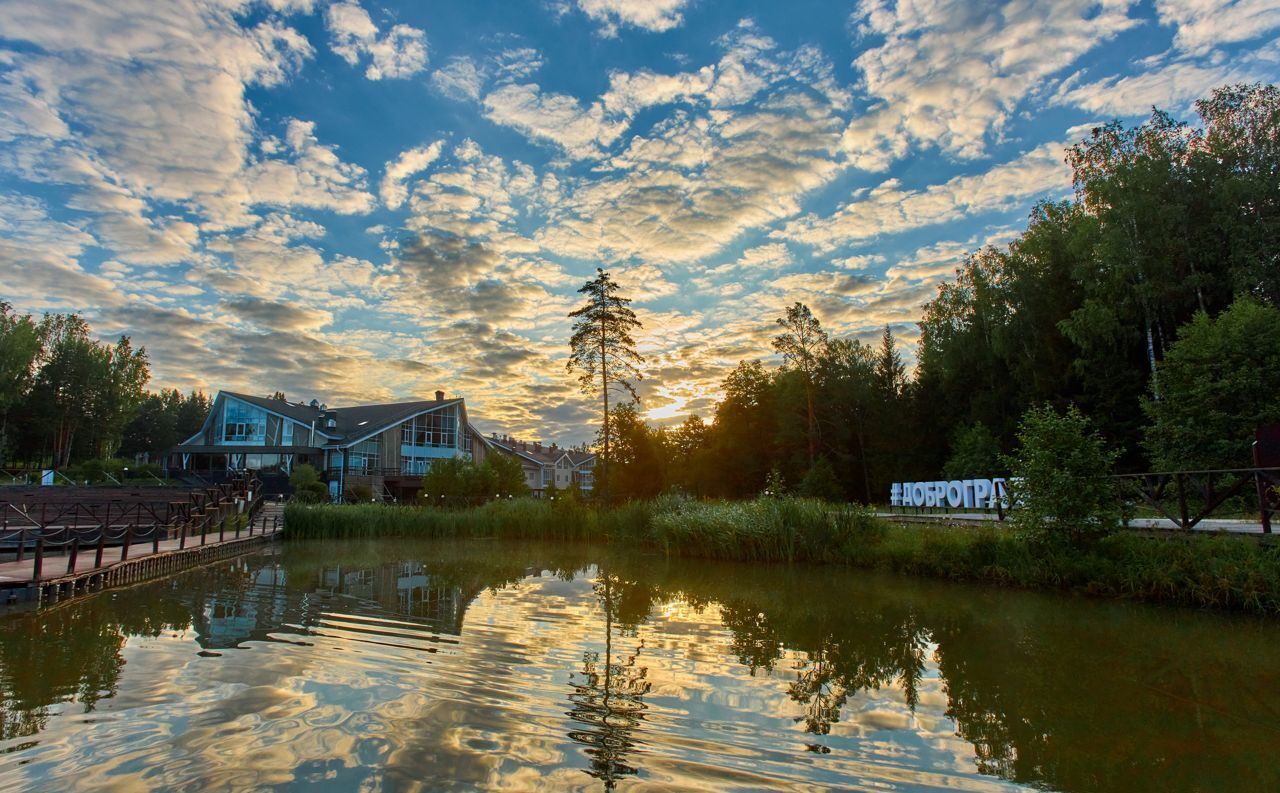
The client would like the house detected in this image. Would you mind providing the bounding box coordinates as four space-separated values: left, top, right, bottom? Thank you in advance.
486 434 595 496
168 390 489 502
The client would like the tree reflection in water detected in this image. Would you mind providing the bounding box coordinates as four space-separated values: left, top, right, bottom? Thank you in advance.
0 542 1277 793
566 568 652 789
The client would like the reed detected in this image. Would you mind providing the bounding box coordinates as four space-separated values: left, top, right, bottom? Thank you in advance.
283 497 1280 614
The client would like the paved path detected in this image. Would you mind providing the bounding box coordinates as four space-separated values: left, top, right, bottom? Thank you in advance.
878 511 1269 534
0 502 285 585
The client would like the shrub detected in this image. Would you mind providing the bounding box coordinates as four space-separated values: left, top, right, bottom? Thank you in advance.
289 463 328 503
1004 404 1121 546
798 457 844 502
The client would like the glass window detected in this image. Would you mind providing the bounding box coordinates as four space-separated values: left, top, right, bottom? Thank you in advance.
222 398 266 443
282 422 294 446
400 408 458 449
348 439 380 473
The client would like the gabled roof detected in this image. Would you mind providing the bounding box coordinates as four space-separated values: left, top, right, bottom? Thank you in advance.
222 391 323 425
331 398 459 444
489 438 596 467
194 391 470 448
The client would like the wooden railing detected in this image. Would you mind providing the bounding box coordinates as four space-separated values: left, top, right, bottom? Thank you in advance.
0 475 276 582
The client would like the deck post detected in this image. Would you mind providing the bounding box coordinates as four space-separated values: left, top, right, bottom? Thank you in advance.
66 537 79 573
121 527 132 561
1257 471 1273 535
95 530 106 567
1176 473 1190 530
32 537 43 581
16 528 25 563
179 521 187 550
152 524 160 554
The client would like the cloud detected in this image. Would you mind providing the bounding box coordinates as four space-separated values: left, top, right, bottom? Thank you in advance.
326 1 428 79
432 56 485 101
244 119 377 214
382 141 446 209
482 83 627 159
844 0 1138 167
574 0 692 36
779 139 1073 252
1054 40 1280 115
220 296 332 331
1155 0 1280 54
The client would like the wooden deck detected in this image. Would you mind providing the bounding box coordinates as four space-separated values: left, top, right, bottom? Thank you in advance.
0 502 284 606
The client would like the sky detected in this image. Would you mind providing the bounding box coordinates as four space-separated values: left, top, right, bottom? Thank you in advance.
1 0 1278 443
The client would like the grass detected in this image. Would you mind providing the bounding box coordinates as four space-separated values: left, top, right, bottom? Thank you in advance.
283 496 1280 615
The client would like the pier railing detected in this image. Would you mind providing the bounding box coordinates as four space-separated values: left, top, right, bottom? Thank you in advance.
0 475 276 583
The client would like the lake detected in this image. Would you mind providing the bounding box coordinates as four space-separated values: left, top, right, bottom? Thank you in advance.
0 539 1276 791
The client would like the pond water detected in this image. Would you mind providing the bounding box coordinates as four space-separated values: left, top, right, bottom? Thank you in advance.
0 539 1277 791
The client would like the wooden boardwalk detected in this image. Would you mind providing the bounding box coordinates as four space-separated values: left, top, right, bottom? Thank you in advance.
0 501 285 606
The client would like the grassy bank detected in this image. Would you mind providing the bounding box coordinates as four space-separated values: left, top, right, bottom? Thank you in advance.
283 497 1280 615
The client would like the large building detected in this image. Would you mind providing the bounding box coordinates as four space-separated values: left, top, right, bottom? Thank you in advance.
169 390 489 501
486 434 595 496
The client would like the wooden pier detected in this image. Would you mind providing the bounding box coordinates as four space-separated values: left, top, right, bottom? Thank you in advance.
0 476 285 606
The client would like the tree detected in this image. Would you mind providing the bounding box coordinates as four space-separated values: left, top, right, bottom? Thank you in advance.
798 457 843 502
487 452 531 498
289 463 328 502
773 303 828 464
0 303 42 463
268 391 287 401
1142 297 1280 470
942 423 1002 480
568 268 644 504
29 314 98 468
874 326 906 401
1004 404 1121 545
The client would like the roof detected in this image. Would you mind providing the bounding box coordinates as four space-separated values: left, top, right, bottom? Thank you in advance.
222 391 323 425
330 399 458 443
209 392 466 446
489 438 595 467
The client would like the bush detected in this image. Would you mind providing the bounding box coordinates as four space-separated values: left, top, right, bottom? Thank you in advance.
346 483 375 503
1004 404 1121 545
943 422 1002 480
289 463 329 503
798 457 844 502
1143 297 1280 470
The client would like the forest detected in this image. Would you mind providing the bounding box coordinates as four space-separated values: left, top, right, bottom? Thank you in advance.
0 306 207 472
596 84 1280 504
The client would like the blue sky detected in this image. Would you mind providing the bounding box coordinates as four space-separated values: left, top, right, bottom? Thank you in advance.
1 0 1278 442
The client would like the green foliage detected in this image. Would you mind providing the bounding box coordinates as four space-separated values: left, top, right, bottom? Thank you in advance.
1004 404 1121 545
485 451 532 498
289 463 328 503
1143 297 1280 470
567 267 644 503
942 423 1002 480
798 457 843 502
346 483 375 503
762 466 786 498
420 455 532 506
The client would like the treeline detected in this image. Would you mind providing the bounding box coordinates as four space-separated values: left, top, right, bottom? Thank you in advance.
601 83 1280 503
0 304 208 469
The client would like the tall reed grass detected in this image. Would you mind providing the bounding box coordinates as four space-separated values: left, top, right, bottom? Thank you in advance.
283 497 1280 614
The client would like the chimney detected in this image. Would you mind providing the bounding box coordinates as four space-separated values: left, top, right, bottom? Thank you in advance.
534 441 541 453
435 390 445 401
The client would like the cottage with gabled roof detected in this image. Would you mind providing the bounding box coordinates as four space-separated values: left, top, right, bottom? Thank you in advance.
486 434 594 496
168 390 490 501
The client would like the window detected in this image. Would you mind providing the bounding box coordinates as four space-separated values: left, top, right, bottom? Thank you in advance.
222 398 266 443
400 408 458 448
348 440 379 473
401 456 432 475
282 422 294 446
